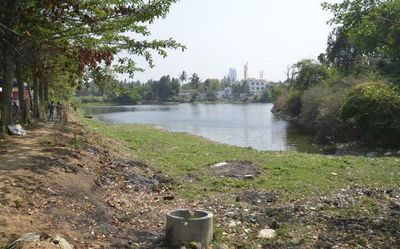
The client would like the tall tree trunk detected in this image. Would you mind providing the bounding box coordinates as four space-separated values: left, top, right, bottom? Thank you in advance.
32 62 40 119
16 53 28 124
1 0 17 126
39 78 44 104
1 41 15 125
44 80 49 103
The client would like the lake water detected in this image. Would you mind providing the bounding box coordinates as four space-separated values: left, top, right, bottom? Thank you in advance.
84 103 319 153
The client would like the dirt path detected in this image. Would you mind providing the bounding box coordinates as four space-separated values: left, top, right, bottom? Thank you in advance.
0 123 59 232
0 121 188 248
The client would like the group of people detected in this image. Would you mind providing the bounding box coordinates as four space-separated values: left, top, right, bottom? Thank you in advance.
48 101 63 123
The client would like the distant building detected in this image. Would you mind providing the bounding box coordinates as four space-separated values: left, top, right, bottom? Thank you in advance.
223 87 233 98
247 79 271 96
228 68 237 82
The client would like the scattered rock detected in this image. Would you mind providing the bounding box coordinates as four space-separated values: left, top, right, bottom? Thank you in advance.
228 220 239 228
384 152 394 157
335 141 365 156
367 152 379 157
52 234 74 249
257 228 276 239
59 238 74 249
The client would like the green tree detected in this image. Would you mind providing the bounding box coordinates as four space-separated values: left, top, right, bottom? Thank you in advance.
0 0 18 125
323 0 400 83
325 27 361 74
179 71 187 83
288 59 329 90
204 79 221 92
231 81 250 98
241 81 250 95
152 75 177 102
206 90 217 101
190 73 201 89
340 81 400 144
171 77 180 96
259 89 272 103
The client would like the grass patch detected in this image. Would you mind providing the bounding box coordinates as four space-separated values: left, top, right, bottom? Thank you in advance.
83 118 400 199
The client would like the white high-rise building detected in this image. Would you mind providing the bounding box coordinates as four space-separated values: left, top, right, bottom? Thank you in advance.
228 68 237 82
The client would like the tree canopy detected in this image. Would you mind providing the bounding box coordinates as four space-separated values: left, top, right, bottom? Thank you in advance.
0 0 184 126
322 0 400 83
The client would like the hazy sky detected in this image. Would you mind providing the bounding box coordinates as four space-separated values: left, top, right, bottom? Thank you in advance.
124 0 340 82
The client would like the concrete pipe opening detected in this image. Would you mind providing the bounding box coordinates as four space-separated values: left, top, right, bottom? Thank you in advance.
166 209 213 247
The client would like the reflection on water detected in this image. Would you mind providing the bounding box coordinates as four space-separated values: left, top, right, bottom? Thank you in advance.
85 105 175 114
84 103 319 153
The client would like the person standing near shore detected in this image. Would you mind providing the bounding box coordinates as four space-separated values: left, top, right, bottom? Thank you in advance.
56 102 62 124
48 101 55 122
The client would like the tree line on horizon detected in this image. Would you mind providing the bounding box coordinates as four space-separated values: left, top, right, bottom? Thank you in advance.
77 70 279 104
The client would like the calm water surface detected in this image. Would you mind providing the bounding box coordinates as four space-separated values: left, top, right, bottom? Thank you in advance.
84 103 319 153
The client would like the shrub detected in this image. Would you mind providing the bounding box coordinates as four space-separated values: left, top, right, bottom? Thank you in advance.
272 90 288 113
272 89 302 116
300 85 330 128
259 89 272 103
79 96 105 104
299 85 347 141
284 90 302 116
340 81 400 144
315 91 346 140
269 85 284 102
